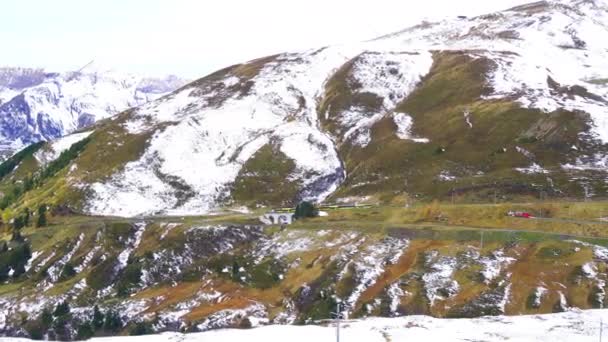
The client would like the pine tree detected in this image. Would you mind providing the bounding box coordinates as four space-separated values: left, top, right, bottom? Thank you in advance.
36 205 47 228
53 301 70 318
23 208 30 226
59 263 76 281
294 201 318 219
12 216 24 230
92 305 104 330
232 260 240 277
76 322 94 340
11 229 23 242
40 308 53 329
103 310 122 332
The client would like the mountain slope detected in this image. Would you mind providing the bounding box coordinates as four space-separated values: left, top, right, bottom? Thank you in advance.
0 67 185 158
2 214 608 338
2 0 608 216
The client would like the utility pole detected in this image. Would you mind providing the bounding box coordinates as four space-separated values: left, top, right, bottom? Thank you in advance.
332 302 342 342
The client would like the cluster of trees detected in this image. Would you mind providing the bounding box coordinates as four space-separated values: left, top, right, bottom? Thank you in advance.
0 137 90 210
9 206 46 229
76 306 123 339
2 205 48 245
0 240 32 281
0 142 44 180
26 303 124 340
294 201 318 219
115 262 143 297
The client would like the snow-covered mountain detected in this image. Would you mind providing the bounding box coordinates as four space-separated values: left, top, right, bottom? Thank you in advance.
4 0 608 216
0 67 185 158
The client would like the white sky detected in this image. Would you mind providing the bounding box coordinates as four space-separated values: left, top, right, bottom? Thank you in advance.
0 0 533 78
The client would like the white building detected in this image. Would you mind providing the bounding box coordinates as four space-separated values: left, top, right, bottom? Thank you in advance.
260 212 295 225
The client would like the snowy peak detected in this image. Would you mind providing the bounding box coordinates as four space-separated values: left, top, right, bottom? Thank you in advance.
0 67 187 157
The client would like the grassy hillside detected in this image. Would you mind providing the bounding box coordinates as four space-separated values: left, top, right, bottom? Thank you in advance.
1 203 608 338
322 51 605 204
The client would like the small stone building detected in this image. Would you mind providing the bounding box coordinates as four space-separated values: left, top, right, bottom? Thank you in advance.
260 212 295 225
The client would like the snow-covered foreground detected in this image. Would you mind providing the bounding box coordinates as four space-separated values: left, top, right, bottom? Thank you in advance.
4 310 608 342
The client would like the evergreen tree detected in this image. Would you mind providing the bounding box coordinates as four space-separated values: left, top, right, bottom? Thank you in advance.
294 201 318 219
40 308 53 328
232 260 240 280
53 301 70 317
59 263 76 281
0 266 8 282
129 321 152 336
23 208 30 227
0 241 7 253
23 177 34 192
12 216 24 230
76 321 94 340
103 310 122 332
11 229 23 242
37 205 47 228
92 305 104 330
12 263 26 278
24 320 45 340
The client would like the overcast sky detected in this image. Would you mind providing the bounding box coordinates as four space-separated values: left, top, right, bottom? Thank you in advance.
0 0 533 78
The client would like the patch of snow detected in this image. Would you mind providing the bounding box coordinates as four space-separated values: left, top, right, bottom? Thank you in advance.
345 237 409 312
392 112 430 143
159 223 180 240
562 153 608 171
34 131 93 165
386 282 405 315
582 262 598 278
463 109 473 128
532 286 548 308
437 171 457 181
196 302 268 331
75 246 101 273
46 233 84 282
422 251 459 306
516 163 550 174
24 250 43 272
479 250 516 284
116 221 146 271
516 146 535 160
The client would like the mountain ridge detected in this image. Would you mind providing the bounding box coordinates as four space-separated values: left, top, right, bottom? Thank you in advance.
0 67 186 159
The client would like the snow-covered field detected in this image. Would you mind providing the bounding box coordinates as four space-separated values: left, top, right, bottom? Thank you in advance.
3 309 608 342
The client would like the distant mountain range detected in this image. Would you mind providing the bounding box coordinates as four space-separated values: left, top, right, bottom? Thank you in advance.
0 66 186 158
